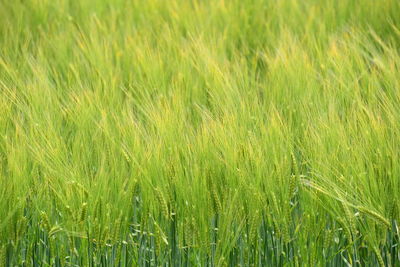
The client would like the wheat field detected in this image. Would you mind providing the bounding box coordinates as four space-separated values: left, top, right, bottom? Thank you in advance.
0 0 400 266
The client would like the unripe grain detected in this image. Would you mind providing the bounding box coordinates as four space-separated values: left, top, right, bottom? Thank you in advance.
155 188 169 219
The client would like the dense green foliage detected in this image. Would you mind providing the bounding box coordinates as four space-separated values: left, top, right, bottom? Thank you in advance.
1 0 400 266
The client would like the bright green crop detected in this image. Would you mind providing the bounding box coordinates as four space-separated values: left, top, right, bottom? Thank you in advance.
0 0 399 266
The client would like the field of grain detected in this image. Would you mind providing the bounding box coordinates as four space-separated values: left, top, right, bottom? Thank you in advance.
0 0 400 266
